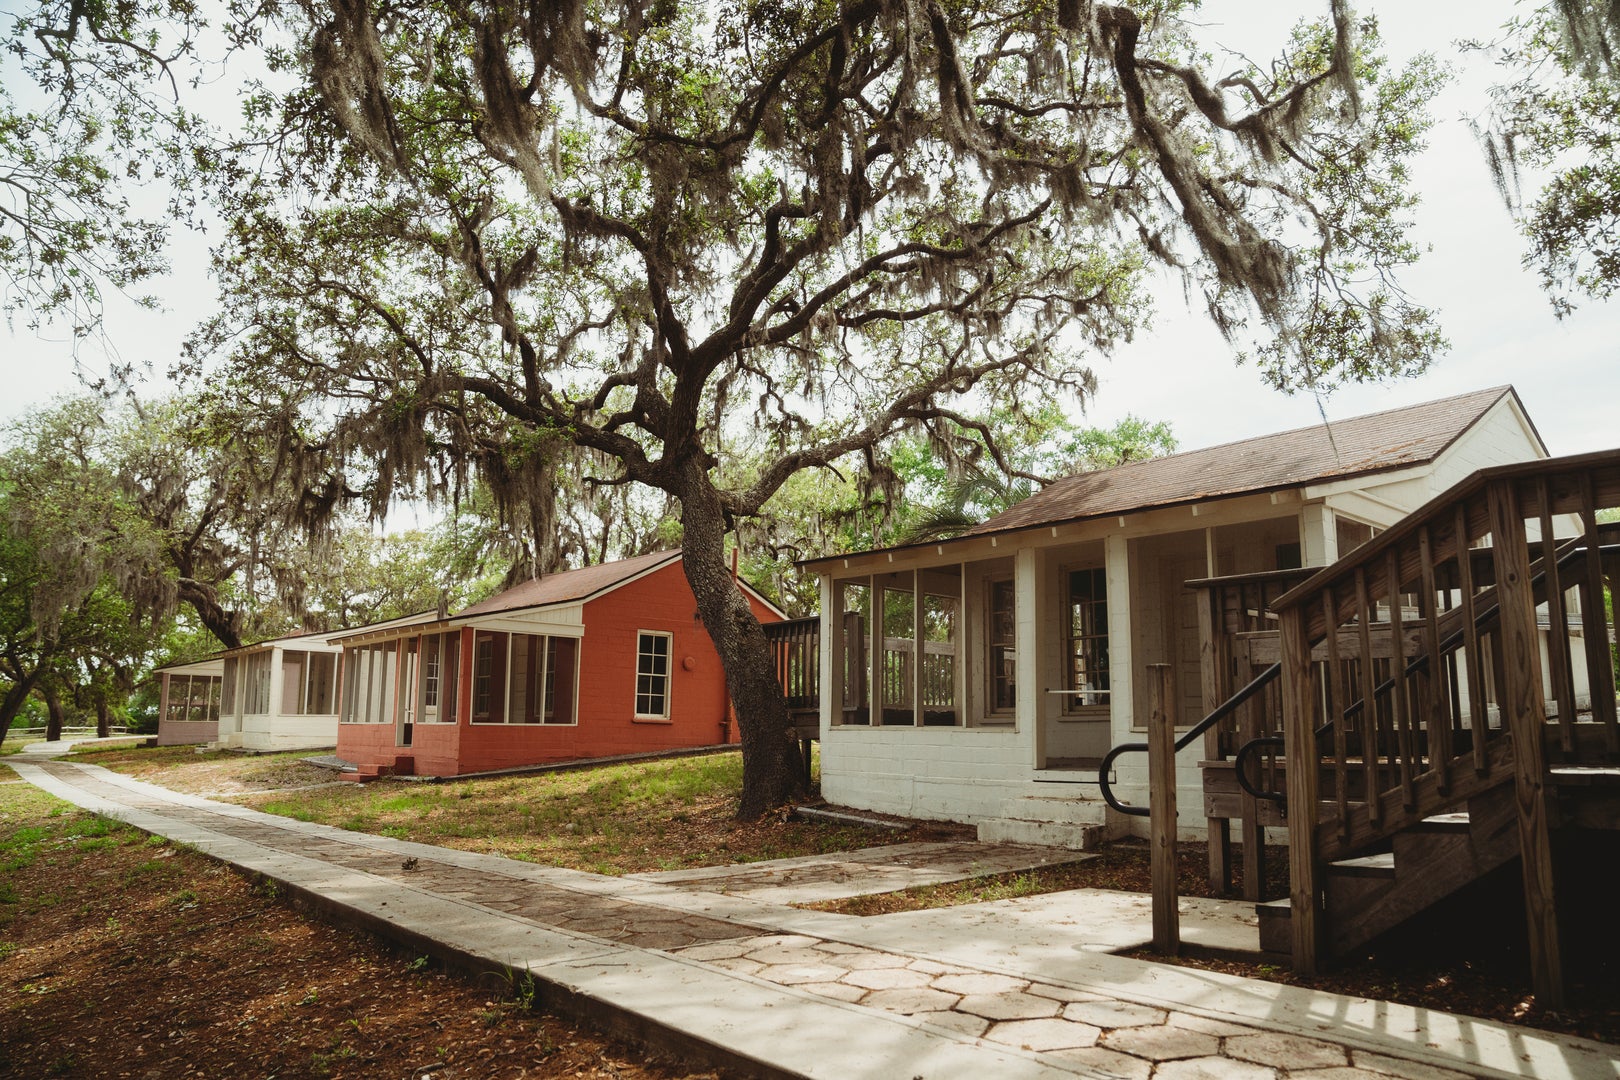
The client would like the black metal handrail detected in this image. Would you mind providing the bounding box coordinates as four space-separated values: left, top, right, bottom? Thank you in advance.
1098 663 1280 817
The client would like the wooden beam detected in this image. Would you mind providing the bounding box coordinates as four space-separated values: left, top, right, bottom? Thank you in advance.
1148 663 1180 955
1199 588 1233 896
1487 479 1564 1008
1280 606 1321 975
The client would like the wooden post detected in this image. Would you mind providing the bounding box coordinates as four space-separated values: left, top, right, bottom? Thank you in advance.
1280 606 1321 975
1148 663 1180 955
1198 587 1233 895
1487 480 1565 1008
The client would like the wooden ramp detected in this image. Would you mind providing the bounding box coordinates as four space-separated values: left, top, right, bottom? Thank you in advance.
1105 449 1620 1009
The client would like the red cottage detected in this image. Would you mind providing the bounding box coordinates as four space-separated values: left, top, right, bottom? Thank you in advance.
332 550 784 778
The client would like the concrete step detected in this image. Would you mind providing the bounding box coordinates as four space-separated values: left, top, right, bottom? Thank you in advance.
976 817 1104 850
996 795 1109 827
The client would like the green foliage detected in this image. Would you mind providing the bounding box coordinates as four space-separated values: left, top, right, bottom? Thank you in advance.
0 0 214 347
1476 2 1620 312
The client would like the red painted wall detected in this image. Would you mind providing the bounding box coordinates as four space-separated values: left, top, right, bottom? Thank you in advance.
337 562 781 777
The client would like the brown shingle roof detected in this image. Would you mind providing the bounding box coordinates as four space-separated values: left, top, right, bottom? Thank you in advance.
455 550 681 618
970 386 1521 536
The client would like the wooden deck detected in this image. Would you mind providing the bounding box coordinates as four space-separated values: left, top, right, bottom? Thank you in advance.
1121 449 1620 1007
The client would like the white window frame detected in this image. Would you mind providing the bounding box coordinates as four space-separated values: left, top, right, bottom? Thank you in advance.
985 575 1017 719
467 631 583 726
634 630 673 721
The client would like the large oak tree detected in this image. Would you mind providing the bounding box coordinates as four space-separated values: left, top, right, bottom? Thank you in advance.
190 0 1444 816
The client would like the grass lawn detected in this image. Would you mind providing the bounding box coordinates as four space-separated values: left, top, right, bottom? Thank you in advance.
0 777 715 1079
77 744 940 875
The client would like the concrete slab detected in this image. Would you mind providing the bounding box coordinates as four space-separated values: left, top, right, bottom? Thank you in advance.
628 840 1088 905
13 758 1618 1080
851 884 1264 955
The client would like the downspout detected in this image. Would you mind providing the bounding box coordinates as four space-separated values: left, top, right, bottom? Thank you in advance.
720 547 738 744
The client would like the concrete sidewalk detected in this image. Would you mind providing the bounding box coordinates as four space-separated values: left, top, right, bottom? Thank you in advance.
10 758 1617 1080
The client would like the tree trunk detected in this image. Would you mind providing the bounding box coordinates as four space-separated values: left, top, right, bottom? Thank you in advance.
177 578 243 649
95 698 111 738
44 684 65 742
674 462 805 819
0 667 45 748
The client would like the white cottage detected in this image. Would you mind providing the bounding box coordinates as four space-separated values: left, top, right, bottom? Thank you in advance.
800 386 1548 842
214 630 344 752
154 656 226 746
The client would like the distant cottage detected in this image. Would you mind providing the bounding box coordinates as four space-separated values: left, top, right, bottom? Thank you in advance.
332 550 784 779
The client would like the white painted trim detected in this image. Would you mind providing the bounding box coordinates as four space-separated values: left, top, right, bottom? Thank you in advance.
633 629 675 720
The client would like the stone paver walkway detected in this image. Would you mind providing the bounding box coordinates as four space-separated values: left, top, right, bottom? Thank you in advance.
628 840 1089 904
10 758 1617 1080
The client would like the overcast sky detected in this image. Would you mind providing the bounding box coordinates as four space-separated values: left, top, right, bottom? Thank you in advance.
4 1 1616 458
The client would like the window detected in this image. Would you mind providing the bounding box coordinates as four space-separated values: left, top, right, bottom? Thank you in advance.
1065 568 1109 709
422 638 440 708
440 633 460 723
987 578 1016 714
635 631 672 718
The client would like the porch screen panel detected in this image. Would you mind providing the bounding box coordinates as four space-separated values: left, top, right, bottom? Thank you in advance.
193 676 214 723
381 645 399 726
282 651 307 714
545 637 577 723
921 592 960 726
1066 568 1109 709
164 677 186 725
305 653 337 714
472 631 509 722
220 658 237 716
510 633 547 724
399 638 419 726
206 677 221 723
441 633 461 723
243 653 271 715
340 649 362 722
837 583 871 725
881 575 916 725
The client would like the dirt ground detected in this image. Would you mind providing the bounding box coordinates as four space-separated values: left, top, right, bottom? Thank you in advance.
19 746 1620 1052
0 780 721 1080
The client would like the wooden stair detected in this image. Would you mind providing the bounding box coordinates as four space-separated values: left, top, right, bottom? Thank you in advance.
1258 780 1519 957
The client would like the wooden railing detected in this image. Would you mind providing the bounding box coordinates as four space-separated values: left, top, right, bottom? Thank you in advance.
764 616 821 715
1191 568 1317 899
1269 449 1620 1005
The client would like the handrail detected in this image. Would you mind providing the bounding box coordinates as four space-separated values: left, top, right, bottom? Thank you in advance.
1098 662 1280 816
1228 536 1619 803
1101 535 1620 816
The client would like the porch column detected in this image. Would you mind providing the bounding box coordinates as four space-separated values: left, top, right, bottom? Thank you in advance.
1104 534 1133 743
1300 502 1338 568
266 648 285 719
818 574 836 738
1015 547 1040 736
